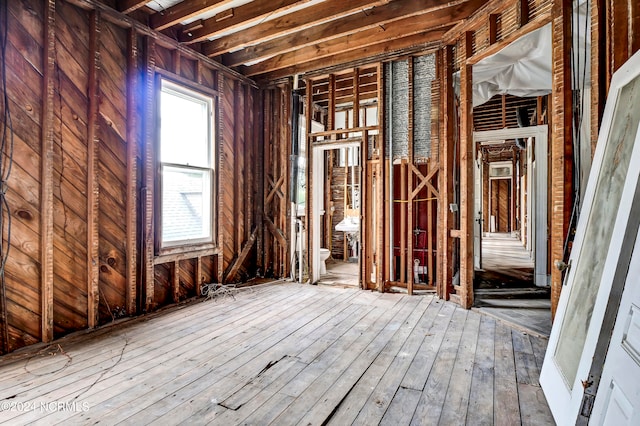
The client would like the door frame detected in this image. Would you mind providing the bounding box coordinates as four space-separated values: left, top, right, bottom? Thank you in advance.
488 174 511 233
310 141 361 284
473 152 483 269
472 125 549 287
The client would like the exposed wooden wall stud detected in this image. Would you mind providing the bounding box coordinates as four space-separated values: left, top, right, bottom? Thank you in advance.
460 31 475 309
41 0 56 343
440 46 455 300
143 36 156 310
173 261 180 302
125 27 138 315
195 257 202 296
217 72 225 283
305 82 313 280
376 63 385 292
87 10 101 327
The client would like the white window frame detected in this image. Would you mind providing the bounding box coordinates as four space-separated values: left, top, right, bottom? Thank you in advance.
157 78 216 250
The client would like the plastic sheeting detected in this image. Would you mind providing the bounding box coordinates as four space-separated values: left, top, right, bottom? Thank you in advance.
471 23 553 107
463 0 591 107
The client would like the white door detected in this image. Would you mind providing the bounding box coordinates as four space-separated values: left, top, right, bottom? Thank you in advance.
540 50 640 425
590 229 640 425
474 155 482 269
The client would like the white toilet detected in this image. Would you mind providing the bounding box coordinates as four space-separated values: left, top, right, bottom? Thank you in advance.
319 248 330 275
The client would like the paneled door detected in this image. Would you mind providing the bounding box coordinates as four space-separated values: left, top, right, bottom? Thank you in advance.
590 227 640 424
540 49 640 425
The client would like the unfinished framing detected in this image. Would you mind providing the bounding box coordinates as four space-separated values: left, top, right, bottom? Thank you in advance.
0 0 639 358
0 0 262 354
439 0 558 308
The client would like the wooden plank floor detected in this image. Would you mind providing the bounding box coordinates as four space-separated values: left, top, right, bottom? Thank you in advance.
480 232 534 282
0 283 554 425
475 232 552 338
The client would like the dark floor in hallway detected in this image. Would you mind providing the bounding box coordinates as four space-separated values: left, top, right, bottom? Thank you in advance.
474 233 552 337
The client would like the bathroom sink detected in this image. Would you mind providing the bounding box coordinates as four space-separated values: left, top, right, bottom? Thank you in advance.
336 216 359 233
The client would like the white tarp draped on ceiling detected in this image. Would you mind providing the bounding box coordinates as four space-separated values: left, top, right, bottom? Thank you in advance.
465 0 590 107
470 23 553 107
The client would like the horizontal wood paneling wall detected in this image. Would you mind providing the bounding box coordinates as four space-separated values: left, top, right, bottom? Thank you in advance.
0 0 261 355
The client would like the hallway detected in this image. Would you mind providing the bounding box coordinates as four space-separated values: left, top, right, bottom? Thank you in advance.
478 233 534 285
474 233 552 337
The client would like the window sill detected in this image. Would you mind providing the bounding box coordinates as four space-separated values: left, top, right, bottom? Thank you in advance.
154 244 220 265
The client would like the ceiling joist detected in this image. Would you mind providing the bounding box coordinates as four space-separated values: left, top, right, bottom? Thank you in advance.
255 28 449 82
202 0 391 57
149 0 235 31
223 0 485 68
118 0 148 14
113 0 486 81
180 0 312 44
242 12 459 77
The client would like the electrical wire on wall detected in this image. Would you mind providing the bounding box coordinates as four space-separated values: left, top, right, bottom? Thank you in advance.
0 0 15 354
563 0 590 268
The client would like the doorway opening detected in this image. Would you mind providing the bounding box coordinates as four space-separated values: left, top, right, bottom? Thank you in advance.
313 144 361 288
458 21 556 334
472 124 551 336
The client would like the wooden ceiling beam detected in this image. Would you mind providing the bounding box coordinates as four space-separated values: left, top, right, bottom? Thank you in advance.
242 9 460 76
252 28 450 81
224 0 482 66
181 0 312 44
149 0 235 31
118 0 148 14
201 0 391 56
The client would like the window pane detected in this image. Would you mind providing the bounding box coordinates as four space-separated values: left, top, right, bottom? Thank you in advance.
162 166 211 244
160 82 211 168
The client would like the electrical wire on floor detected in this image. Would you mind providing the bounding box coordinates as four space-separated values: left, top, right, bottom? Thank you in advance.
0 0 15 355
23 344 73 376
201 282 239 301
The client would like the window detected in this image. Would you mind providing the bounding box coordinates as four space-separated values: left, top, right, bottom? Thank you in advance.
159 79 215 248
